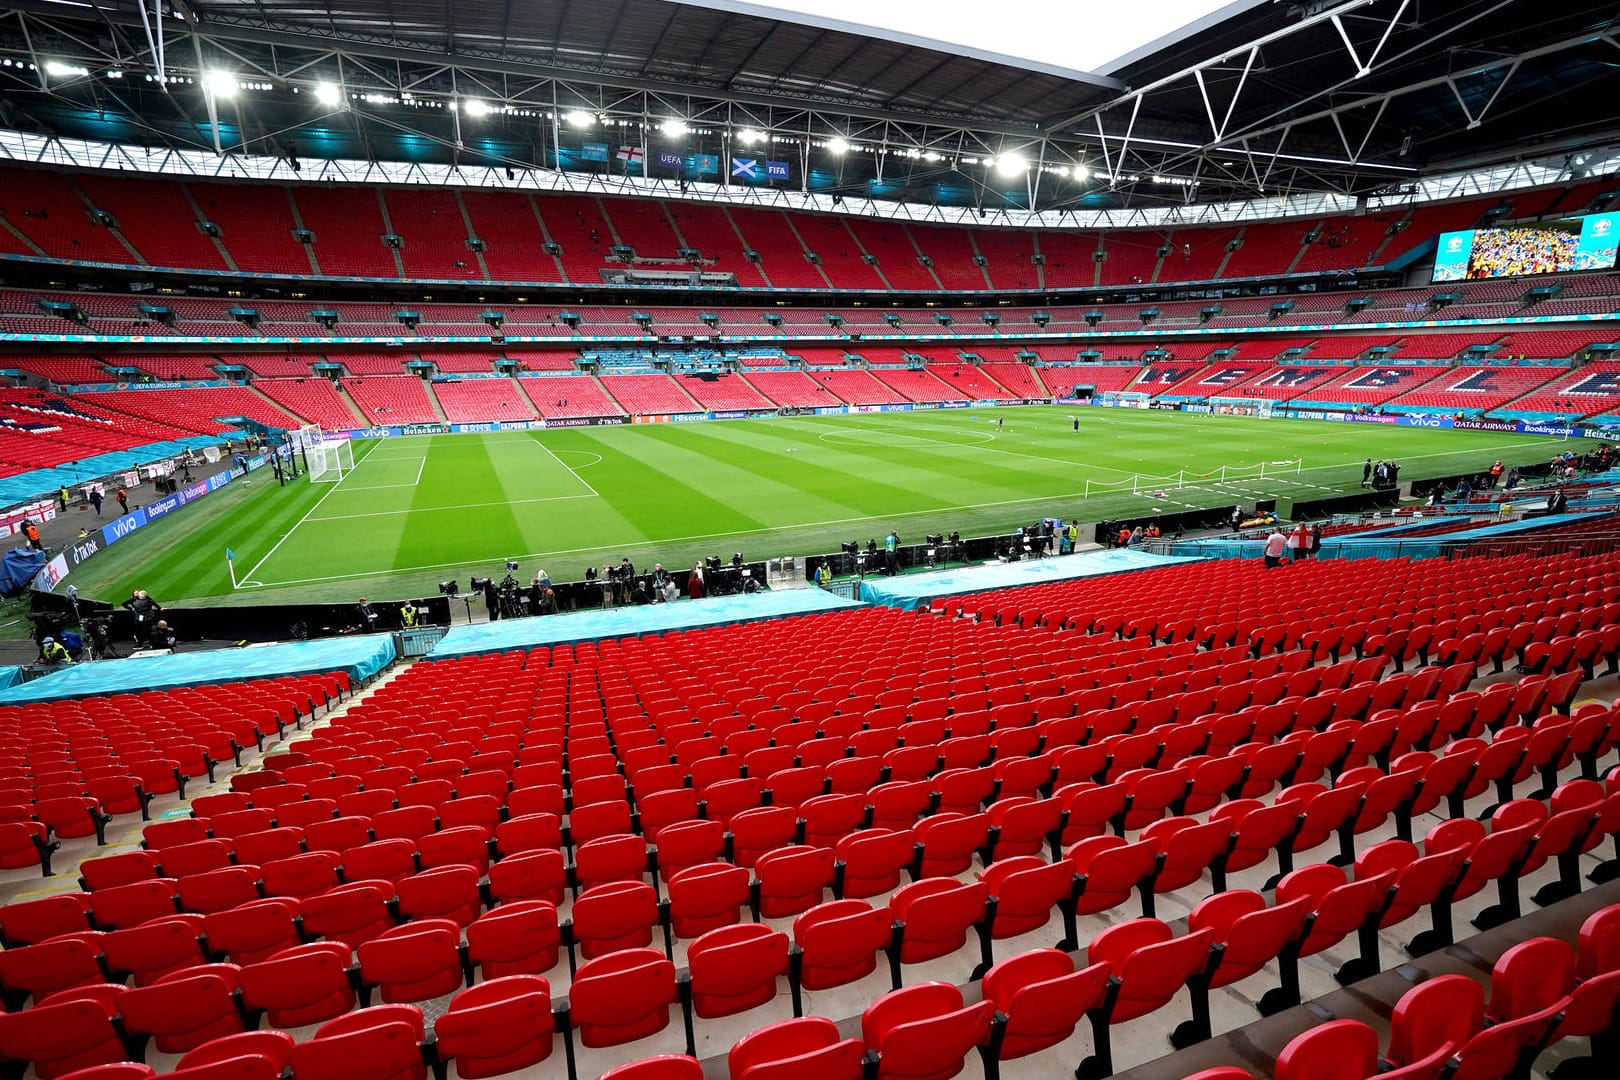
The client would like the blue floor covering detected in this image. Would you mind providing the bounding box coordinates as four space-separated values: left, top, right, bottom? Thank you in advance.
0 633 396 704
857 549 1207 611
429 588 864 659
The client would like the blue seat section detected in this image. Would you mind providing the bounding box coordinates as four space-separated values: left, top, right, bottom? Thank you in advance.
429 587 863 658
857 548 1208 611
0 632 395 705
0 435 228 505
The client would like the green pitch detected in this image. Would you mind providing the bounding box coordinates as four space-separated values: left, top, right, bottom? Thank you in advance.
62 406 1568 606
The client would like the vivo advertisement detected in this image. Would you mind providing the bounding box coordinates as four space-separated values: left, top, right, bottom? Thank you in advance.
1433 212 1619 282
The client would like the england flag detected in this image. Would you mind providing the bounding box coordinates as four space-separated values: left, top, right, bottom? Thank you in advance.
616 146 645 165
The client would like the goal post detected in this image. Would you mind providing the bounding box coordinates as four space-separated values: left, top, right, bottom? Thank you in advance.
1101 391 1151 409
307 437 355 483
1209 397 1276 418
291 423 323 451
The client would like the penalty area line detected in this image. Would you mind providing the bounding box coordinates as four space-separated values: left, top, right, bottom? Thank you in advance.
234 439 383 588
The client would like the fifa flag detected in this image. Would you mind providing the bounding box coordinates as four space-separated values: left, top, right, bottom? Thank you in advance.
766 160 791 180
616 146 645 166
730 157 758 179
693 154 719 175
580 141 610 162
656 151 685 171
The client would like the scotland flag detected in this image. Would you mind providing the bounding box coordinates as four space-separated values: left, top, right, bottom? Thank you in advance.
731 157 758 179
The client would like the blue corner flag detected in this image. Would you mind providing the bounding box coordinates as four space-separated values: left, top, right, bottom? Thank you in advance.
226 548 235 561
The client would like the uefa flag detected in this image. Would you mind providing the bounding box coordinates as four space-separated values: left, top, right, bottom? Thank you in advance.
730 157 758 179
693 154 719 175
656 151 684 171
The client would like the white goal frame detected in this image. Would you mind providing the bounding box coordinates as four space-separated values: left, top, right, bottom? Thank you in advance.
1102 391 1151 409
307 438 356 483
291 423 323 451
1210 397 1276 418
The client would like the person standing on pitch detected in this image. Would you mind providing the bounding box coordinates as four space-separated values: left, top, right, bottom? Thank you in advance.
116 487 129 515
89 488 103 516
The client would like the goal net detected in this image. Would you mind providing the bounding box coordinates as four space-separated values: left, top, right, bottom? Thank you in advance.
1101 391 1151 409
307 438 355 483
1210 397 1276 418
290 423 323 452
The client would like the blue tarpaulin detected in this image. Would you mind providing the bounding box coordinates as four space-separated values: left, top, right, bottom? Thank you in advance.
0 548 47 597
0 633 396 705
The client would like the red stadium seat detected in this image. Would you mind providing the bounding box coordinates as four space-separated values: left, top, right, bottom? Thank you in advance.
684 922 790 1026
357 918 467 1004
434 975 556 1079
0 989 129 1078
118 970 247 1054
859 981 996 1080
728 1017 865 1080
980 948 1111 1060
1079 918 1217 1079
238 941 358 1027
466 901 562 978
563 948 678 1048
790 899 895 1011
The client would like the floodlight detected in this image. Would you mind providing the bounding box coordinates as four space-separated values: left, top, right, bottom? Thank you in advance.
461 98 492 117
565 110 595 127
313 81 341 107
923 151 942 162
1072 164 1090 181
660 118 689 137
994 152 1028 178
826 137 850 155
45 61 89 78
203 70 239 98
737 128 765 145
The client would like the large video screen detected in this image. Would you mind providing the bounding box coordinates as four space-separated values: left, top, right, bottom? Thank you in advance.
1432 212 1618 282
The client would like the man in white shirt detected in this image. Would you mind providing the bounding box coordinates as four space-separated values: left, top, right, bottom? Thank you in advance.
1263 528 1288 568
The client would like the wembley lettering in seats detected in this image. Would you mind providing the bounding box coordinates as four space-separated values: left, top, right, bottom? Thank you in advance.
1566 371 1620 395
1199 368 1253 386
1450 370 1503 392
1256 368 1321 388
1345 369 1411 389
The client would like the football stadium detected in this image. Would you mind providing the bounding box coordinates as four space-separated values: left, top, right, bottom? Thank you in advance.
1 1 1619 1079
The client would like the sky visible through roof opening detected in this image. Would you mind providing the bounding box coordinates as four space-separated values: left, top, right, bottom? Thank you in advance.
717 0 1243 75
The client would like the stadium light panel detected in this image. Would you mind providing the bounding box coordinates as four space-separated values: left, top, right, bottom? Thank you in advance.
45 61 89 78
203 71 239 98
827 137 850 155
313 81 342 107
737 128 765 145
994 152 1028 178
461 99 492 117
660 119 690 137
565 110 595 127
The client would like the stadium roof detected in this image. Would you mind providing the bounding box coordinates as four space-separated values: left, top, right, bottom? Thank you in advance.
0 0 1617 212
